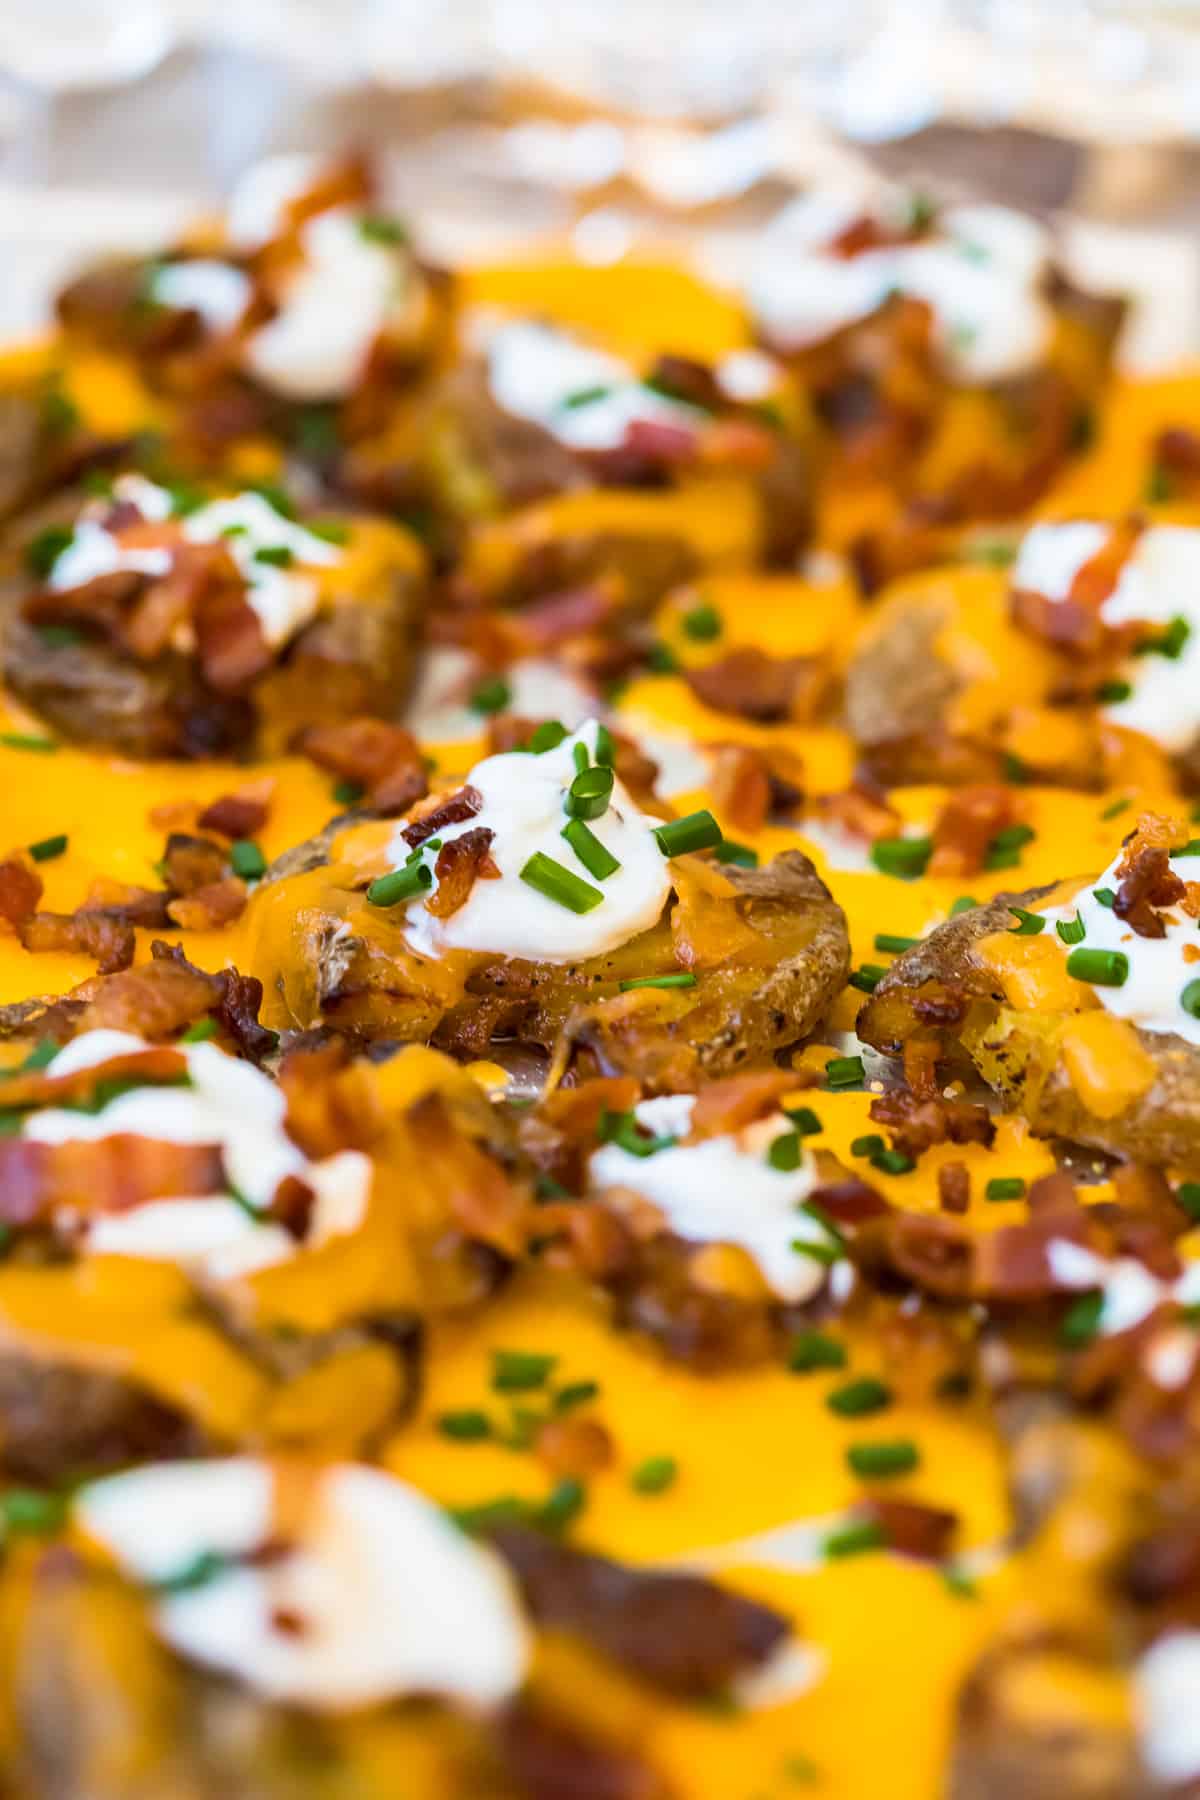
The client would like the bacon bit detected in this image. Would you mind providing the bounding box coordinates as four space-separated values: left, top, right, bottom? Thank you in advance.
1155 426 1200 476
81 879 171 927
518 583 620 651
0 855 43 929
537 1199 634 1280
0 1135 224 1226
18 910 135 974
608 729 659 803
902 1039 942 1100
406 1091 527 1257
535 1417 614 1479
645 354 724 410
708 744 772 835
165 877 247 932
938 1162 970 1215
829 215 900 258
0 1045 186 1114
687 1072 801 1141
538 1077 643 1147
621 418 700 465
148 800 199 832
863 1497 958 1561
278 1042 385 1158
816 781 901 845
700 417 778 472
424 828 499 920
929 787 1018 879
161 833 228 897
687 647 830 724
74 953 222 1040
297 717 429 816
808 1177 890 1226
486 714 541 754
869 1089 995 1159
268 1174 316 1241
1113 843 1186 940
197 788 271 839
268 1608 308 1639
402 786 483 852
213 967 276 1063
1011 520 1141 657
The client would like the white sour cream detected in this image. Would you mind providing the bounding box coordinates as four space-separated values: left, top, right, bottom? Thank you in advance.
1038 841 1200 1046
150 259 253 334
76 1458 528 1712
1046 1238 1200 1335
225 152 326 251
403 647 596 745
48 475 341 652
1012 520 1200 753
748 193 1054 383
397 720 672 964
1138 1632 1200 1783
589 1093 836 1303
485 319 702 453
25 1030 370 1282
246 209 405 402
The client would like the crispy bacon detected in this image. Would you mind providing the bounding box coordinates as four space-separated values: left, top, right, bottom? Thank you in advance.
402 785 483 852
196 790 270 839
277 1041 385 1158
1011 518 1142 656
424 828 499 920
18 910 136 974
1155 426 1200 477
0 1045 186 1114
808 1177 890 1226
73 953 223 1040
406 1090 527 1257
0 856 43 929
0 1135 225 1226
644 354 723 410
938 1162 970 1215
192 582 273 693
688 1072 802 1141
708 744 772 835
686 647 829 724
1113 842 1187 940
499 1702 670 1800
929 787 1019 879
816 781 901 845
298 717 428 816
491 1527 789 1697
862 1497 958 1561
161 833 228 897
165 877 247 931
868 1089 995 1159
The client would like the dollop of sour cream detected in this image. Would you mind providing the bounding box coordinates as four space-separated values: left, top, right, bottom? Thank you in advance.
589 1094 837 1302
748 192 1054 383
150 259 253 334
484 319 702 452
397 721 672 964
1038 841 1200 1046
1138 1631 1200 1784
1013 520 1200 753
48 474 342 651
24 1030 370 1282
76 1458 529 1712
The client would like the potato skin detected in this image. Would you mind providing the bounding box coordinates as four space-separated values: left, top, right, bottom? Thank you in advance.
858 889 1200 1173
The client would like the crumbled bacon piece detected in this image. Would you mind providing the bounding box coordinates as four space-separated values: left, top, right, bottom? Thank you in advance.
406 1091 527 1257
687 647 829 724
929 787 1019 879
0 1045 186 1114
708 744 772 835
424 828 499 920
688 1072 802 1141
18 909 135 974
1011 518 1142 656
74 953 223 1040
535 1416 614 1479
0 855 43 929
268 1174 316 1241
644 353 724 411
161 833 228 897
402 785 483 852
816 781 901 845
197 788 271 839
166 877 247 932
536 1199 635 1280
0 1135 223 1226
277 1041 385 1158
902 1039 941 1100
808 1177 890 1226
869 1089 995 1159
938 1162 970 1215
297 717 428 816
1154 426 1200 477
862 1497 958 1561
1113 843 1186 940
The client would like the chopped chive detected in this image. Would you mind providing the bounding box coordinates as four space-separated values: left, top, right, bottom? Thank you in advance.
985 1177 1025 1202
249 481 296 520
1144 464 1172 503
366 862 433 907
151 1549 231 1594
791 1238 840 1266
25 524 75 580
529 719 568 754
681 602 722 641
1100 796 1131 820
823 1520 886 1560
520 852 604 914
1066 946 1129 987
942 1565 979 1600
37 624 83 648
565 763 615 821
1159 615 1190 659
1055 914 1086 946
653 811 723 857
847 1439 919 1479
537 1476 586 1534
870 835 932 879
492 1350 557 1394
1093 887 1116 908
179 1018 218 1043
561 817 620 881
572 741 589 776
562 384 612 410
631 1455 678 1495
851 1134 886 1158
1182 979 1200 1020
949 895 979 916
469 676 511 715
1008 907 1046 936
618 972 697 992
984 823 1036 869
788 1331 847 1373
714 840 758 868
870 1147 915 1176
597 1109 677 1158
825 1055 864 1089
787 1106 822 1136
594 724 616 767
848 963 887 994
646 641 680 674
827 1377 892 1418
333 777 364 806
767 1131 803 1172
0 734 57 753
1060 1290 1104 1347
965 539 1015 567
1002 752 1029 785
308 519 350 545
27 834 67 863
253 544 294 568
874 933 919 954
1176 1183 1200 1221
437 1410 491 1441
1 1488 66 1534
229 840 266 880
448 1495 528 1535
1096 679 1132 704
554 1380 600 1413
358 213 409 246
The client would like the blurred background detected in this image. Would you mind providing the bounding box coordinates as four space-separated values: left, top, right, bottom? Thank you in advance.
2 0 1200 353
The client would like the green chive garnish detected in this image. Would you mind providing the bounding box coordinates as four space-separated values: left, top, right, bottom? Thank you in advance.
767 1131 803 1172
2 1489 65 1535
870 836 933 879
714 840 758 868
681 602 722 641
566 763 615 821
1066 947 1129 987
985 1177 1025 1202
594 723 616 767
152 1550 231 1594
646 641 679 674
823 1520 886 1560
1008 907 1046 936
985 823 1036 870
520 852 604 914
333 777 364 806
1093 887 1116 908
787 1106 822 1136
27 834 67 863
572 742 589 776
554 1380 600 1412
788 1331 847 1373
437 1410 491 1441
537 1477 586 1534
847 1439 919 1479
358 213 408 246
229 840 266 880
1055 914 1085 946
0 734 57 753
870 1147 915 1176
1060 1291 1104 1347
1136 615 1191 659
491 1350 557 1394
529 719 568 754
562 384 611 410
825 1055 865 1089
1182 979 1200 1019
596 1109 677 1158
1176 1183 1200 1221
1100 796 1131 820
631 1455 678 1495
851 1134 885 1158
1096 679 1132 704
253 544 294 568
561 817 620 881
874 933 919 954
467 676 509 715
618 972 697 992
827 1378 892 1418
180 1018 218 1043
949 895 979 916
25 525 74 580
848 963 887 994
367 862 433 907
653 811 723 857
